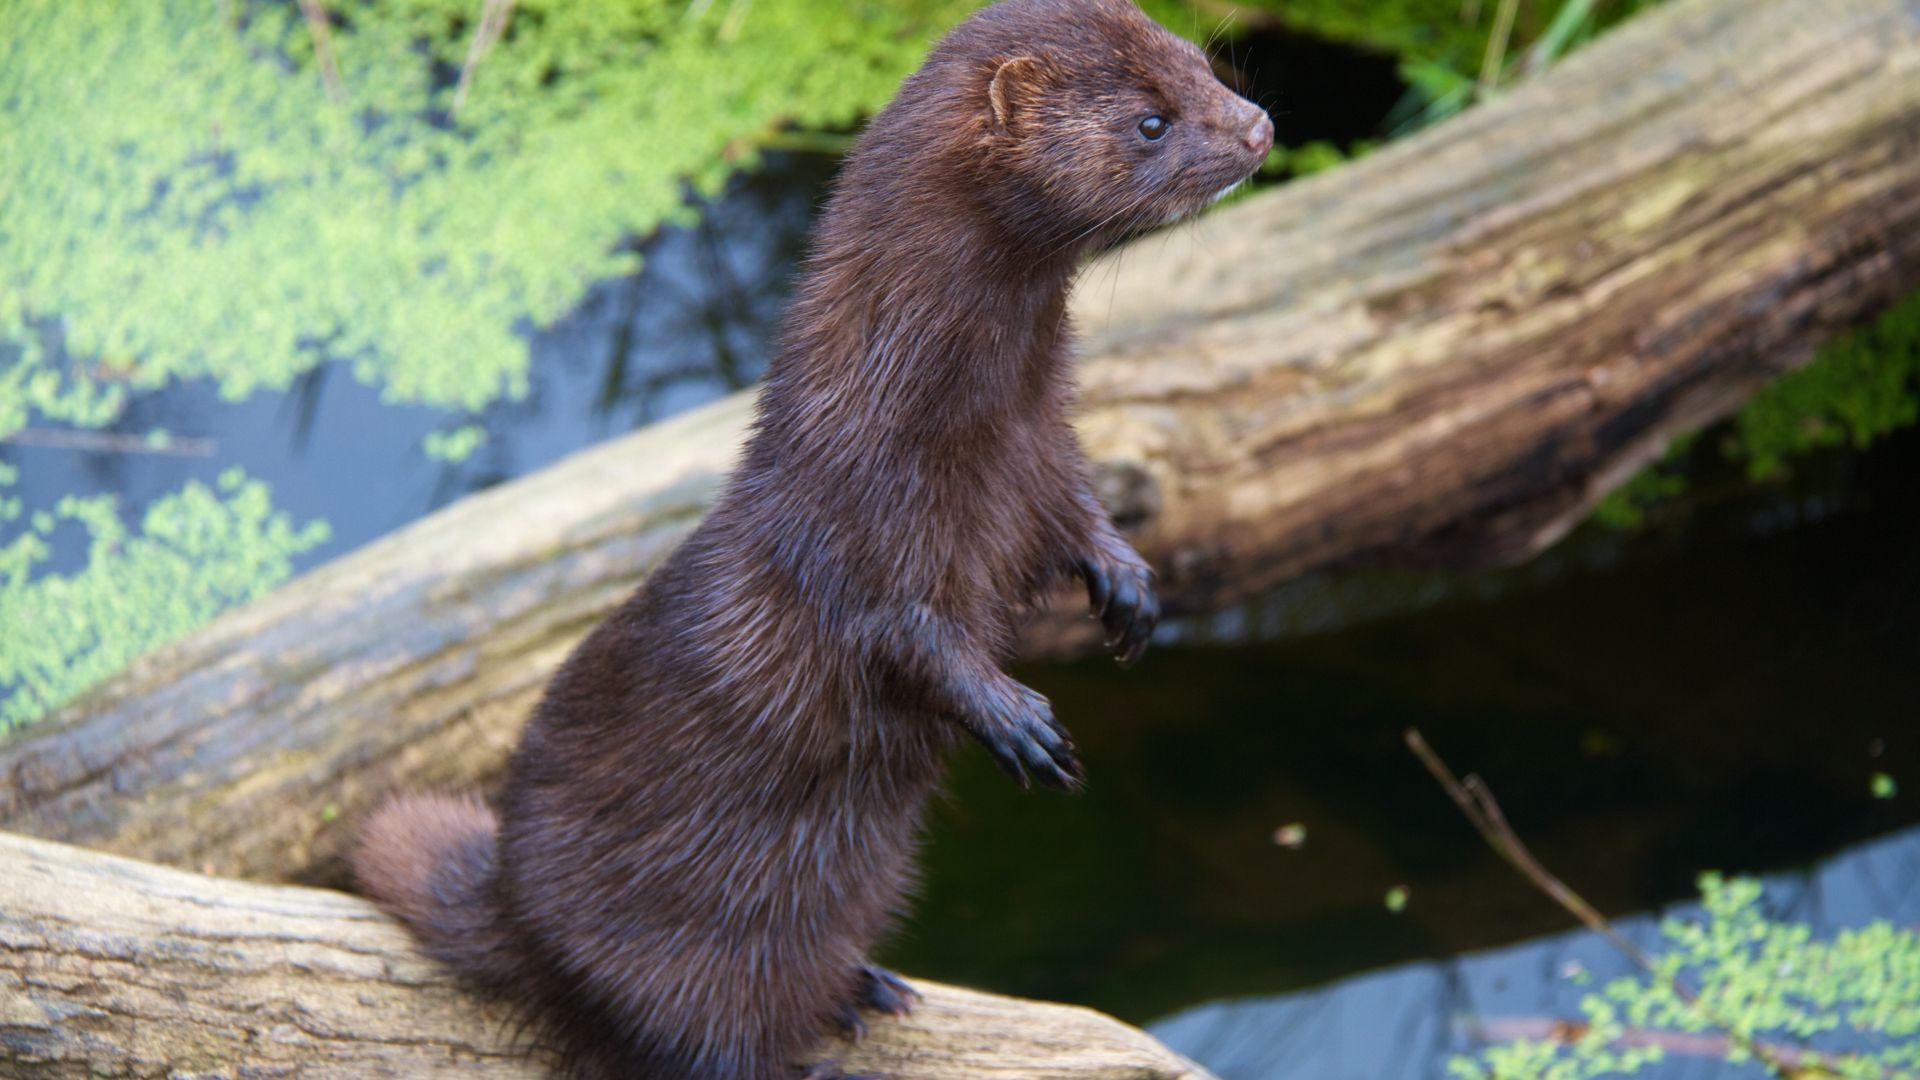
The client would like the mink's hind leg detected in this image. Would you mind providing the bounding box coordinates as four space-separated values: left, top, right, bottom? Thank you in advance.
831 965 921 1042
855 965 919 1017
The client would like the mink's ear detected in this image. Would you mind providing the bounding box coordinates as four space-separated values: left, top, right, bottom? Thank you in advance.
988 56 1049 134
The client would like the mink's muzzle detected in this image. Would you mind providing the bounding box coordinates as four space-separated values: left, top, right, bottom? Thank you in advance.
1241 110 1275 157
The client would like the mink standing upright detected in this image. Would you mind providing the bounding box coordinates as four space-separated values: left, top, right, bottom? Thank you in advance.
354 1 1272 1075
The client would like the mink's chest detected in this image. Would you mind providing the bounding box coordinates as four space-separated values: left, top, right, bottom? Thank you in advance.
919 419 1065 599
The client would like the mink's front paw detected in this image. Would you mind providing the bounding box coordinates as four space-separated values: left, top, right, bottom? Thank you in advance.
960 676 1083 791
1078 552 1158 668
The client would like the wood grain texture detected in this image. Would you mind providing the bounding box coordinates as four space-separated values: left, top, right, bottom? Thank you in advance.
0 831 1213 1079
4 0 1919 886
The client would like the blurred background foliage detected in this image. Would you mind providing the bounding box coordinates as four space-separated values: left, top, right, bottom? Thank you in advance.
1 0 1915 730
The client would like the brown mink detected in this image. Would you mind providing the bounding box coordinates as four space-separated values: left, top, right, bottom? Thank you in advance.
353 1 1272 1076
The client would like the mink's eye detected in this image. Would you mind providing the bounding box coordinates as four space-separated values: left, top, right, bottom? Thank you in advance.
1137 114 1169 141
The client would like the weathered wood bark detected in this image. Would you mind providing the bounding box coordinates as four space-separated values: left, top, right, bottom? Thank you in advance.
0 832 1213 1079
5 0 1920 888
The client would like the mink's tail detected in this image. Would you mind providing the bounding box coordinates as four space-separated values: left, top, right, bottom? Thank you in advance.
352 793 522 990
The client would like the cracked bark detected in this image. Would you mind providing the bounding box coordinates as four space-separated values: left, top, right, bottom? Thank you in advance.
3 0 1919 892
0 832 1213 1079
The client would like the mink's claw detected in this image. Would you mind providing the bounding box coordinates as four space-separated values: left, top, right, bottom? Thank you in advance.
831 1003 868 1043
856 965 920 1017
830 965 917 1047
1083 556 1158 668
1110 575 1158 668
1079 557 1113 617
967 679 1082 791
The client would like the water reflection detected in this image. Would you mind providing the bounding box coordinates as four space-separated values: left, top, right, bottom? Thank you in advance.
1150 825 1920 1079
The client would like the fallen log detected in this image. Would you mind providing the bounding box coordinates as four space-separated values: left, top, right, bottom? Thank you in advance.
4 0 1920 887
0 831 1213 1079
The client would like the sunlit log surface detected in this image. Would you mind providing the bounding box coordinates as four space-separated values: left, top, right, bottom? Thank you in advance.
3 0 1918 886
0 831 1214 1079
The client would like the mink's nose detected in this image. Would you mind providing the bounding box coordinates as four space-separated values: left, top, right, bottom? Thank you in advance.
1242 110 1274 157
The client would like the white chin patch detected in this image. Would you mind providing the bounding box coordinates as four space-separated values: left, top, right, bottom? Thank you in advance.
1160 181 1244 227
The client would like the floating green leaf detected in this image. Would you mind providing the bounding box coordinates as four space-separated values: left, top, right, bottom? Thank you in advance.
1451 873 1920 1078
0 0 977 439
0 470 329 730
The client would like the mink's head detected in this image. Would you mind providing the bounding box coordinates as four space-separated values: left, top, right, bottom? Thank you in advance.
934 0 1274 253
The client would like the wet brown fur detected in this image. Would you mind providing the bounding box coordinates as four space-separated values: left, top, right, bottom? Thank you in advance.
353 1 1270 1076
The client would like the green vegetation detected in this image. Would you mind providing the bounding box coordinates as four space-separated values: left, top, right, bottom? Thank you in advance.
422 423 488 464
0 468 327 729
1590 435 1695 531
1450 874 1920 1079
0 0 972 436
0 0 972 727
1592 291 1920 529
1735 291 1920 481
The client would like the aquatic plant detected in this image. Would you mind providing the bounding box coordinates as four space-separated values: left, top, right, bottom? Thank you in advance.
1735 290 1920 481
0 0 973 727
1592 290 1920 529
1449 873 1920 1079
0 0 973 439
0 468 328 730
1589 435 1695 531
1410 731 1920 1080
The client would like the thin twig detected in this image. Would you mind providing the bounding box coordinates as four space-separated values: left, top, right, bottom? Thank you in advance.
1404 729 1833 1079
297 0 345 104
1 429 216 457
451 0 517 120
1477 0 1521 95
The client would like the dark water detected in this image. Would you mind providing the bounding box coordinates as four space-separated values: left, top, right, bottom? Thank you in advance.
7 29 1917 1075
1149 824 1920 1078
881 428 1920 1028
